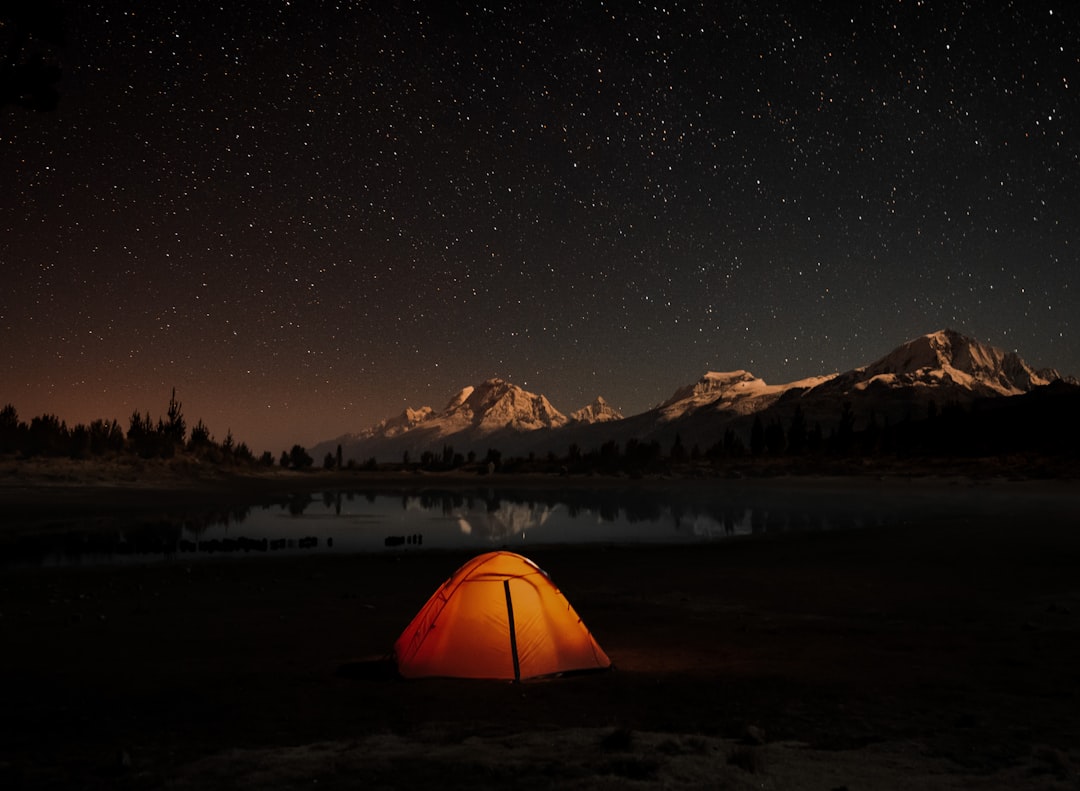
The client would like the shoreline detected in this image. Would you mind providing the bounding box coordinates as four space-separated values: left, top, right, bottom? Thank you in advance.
2 452 1077 500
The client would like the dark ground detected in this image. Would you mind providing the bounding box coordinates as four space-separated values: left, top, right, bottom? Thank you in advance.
1 476 1079 789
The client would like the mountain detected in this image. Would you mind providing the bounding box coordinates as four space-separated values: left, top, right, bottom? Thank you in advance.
314 329 1072 463
655 370 836 422
825 328 1055 397
439 379 569 434
314 378 576 462
570 397 624 424
653 329 1066 451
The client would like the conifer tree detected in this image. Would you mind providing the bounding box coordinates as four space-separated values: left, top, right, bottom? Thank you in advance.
164 387 186 444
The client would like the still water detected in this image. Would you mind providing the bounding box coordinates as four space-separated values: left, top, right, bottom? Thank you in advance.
1 481 1040 568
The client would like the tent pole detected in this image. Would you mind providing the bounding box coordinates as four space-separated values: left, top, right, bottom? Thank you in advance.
503 579 521 682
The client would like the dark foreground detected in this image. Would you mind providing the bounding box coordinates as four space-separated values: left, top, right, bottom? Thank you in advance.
2 490 1080 789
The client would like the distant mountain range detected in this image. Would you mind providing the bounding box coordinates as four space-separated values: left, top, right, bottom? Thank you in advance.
313 329 1077 463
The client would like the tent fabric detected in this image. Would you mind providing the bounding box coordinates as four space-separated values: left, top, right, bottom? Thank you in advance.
393 551 611 680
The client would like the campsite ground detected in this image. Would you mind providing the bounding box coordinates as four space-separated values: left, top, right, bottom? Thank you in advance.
1 469 1079 789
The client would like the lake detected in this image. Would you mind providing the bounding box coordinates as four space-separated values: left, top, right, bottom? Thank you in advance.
4 477 1062 569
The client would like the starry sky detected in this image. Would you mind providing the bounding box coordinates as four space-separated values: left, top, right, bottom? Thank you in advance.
2 0 1077 454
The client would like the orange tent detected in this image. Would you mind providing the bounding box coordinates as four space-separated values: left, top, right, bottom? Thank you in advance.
393 551 611 680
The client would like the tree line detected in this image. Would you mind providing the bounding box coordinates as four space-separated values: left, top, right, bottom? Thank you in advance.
0 389 265 465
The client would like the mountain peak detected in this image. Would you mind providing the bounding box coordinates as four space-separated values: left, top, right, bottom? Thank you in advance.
860 329 1053 395
444 386 475 411
571 396 624 424
660 370 762 410
434 378 569 432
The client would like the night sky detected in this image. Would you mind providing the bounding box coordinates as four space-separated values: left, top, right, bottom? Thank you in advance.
3 1 1077 454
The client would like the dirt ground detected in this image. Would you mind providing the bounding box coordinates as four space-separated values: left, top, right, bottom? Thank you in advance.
1 474 1080 789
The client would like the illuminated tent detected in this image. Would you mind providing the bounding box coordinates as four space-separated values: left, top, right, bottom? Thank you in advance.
393 551 611 680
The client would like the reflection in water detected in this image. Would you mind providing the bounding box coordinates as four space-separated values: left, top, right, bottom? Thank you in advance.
0 481 1021 568
454 501 558 542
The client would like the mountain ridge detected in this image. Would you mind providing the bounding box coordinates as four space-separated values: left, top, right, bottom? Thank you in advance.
313 329 1074 463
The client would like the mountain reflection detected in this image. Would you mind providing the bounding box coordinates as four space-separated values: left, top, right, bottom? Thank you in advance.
454 501 558 541
2 481 993 568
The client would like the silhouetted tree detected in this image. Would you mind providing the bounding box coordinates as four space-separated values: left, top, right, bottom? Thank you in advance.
764 419 786 455
87 418 123 455
26 414 67 457
787 406 807 455
624 438 661 473
0 404 22 453
598 439 619 463
336 443 343 469
861 412 881 455
234 441 254 464
127 410 165 457
164 387 185 445
289 444 313 469
127 410 150 442
833 401 856 455
724 428 745 457
279 450 290 468
670 433 687 463
323 451 335 469
750 415 765 456
68 423 91 459
188 419 211 449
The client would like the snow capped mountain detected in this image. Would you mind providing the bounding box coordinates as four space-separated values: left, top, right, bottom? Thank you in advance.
660 370 760 410
826 329 1056 398
377 407 435 436
386 378 569 439
312 378 571 462
656 370 836 422
314 329 1072 462
570 396 624 424
859 328 1052 394
638 329 1068 452
451 378 569 432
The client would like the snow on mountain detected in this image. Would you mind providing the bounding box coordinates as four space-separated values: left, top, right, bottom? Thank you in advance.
656 370 836 421
570 396 624 424
388 378 569 439
443 386 475 412
832 329 1055 397
446 378 569 432
314 329 1070 462
379 406 435 436
376 378 569 441
313 378 570 462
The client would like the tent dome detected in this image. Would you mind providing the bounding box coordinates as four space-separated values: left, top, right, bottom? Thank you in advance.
393 551 611 680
